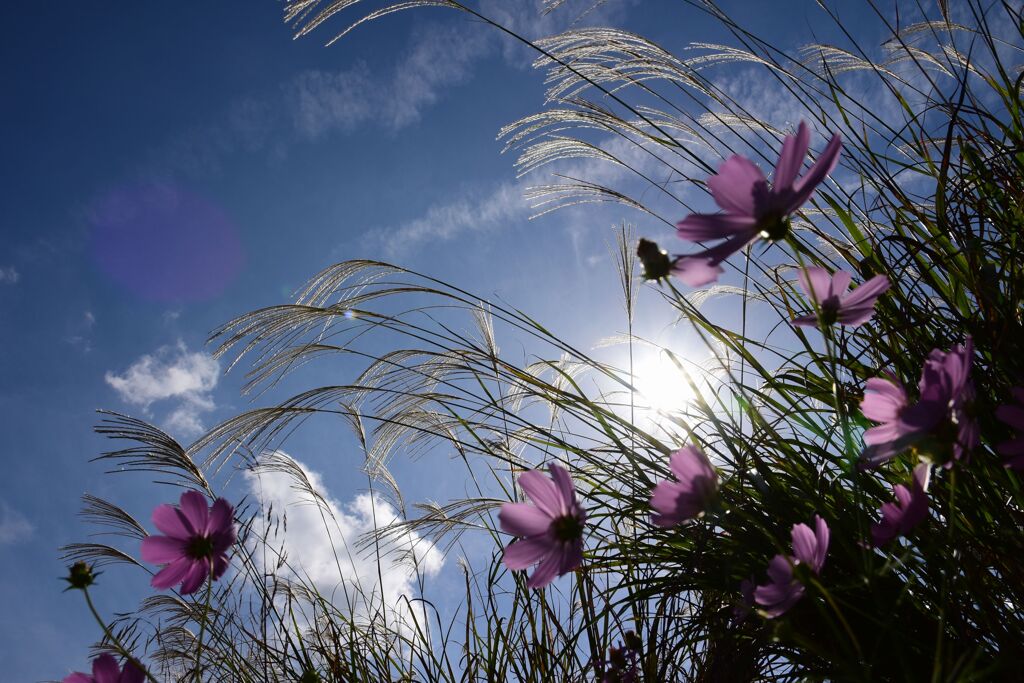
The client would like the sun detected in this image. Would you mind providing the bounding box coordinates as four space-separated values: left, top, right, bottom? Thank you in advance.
630 351 696 417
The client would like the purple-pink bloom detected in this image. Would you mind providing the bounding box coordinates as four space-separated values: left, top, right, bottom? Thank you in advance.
499 463 586 589
140 490 236 595
861 338 976 468
791 267 890 327
673 121 843 286
871 463 931 546
649 446 718 527
732 578 756 624
754 515 829 618
64 654 144 683
997 387 1024 469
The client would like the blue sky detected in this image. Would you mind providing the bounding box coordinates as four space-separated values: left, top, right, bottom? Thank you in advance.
0 1 893 678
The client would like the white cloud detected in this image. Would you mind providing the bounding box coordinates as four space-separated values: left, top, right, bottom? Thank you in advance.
245 452 443 637
105 341 219 438
0 266 19 284
0 501 33 544
287 24 489 139
366 182 528 259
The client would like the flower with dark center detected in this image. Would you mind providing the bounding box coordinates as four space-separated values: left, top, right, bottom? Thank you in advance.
791 267 890 328
673 121 843 287
140 490 237 595
754 515 830 618
499 463 586 589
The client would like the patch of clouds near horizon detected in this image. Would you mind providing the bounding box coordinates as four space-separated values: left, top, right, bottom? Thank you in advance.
0 500 33 544
105 341 219 438
0 266 19 284
245 452 443 635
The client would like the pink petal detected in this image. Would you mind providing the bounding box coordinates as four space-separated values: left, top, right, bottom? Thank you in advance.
517 469 563 518
150 556 193 590
547 463 575 508
871 519 897 546
669 446 714 485
211 552 230 581
860 377 907 423
558 540 583 575
140 536 187 565
791 314 819 327
786 132 843 212
773 121 810 191
892 484 912 509
835 305 879 327
650 480 685 527
178 491 210 532
207 498 234 536
707 155 765 215
997 404 1024 431
764 554 794 584
527 545 563 589
828 271 852 298
999 438 1024 459
503 537 552 571
63 674 92 683
791 523 817 566
92 654 120 683
676 212 759 241
840 275 890 308
178 559 210 595
152 504 194 539
499 503 553 537
121 661 146 683
812 515 830 572
672 255 723 287
797 267 832 303
212 523 238 554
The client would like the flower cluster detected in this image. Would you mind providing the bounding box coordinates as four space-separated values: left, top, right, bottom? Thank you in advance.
65 491 237 680
860 339 977 468
754 515 830 618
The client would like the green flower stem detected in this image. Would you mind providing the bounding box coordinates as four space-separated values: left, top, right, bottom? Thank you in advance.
194 559 214 682
82 587 160 683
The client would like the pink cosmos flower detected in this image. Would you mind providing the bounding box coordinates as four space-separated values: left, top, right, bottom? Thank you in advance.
140 490 236 595
754 515 829 618
649 446 719 527
673 121 843 286
499 463 586 589
997 387 1024 469
64 654 144 683
871 463 931 546
860 339 976 468
791 267 890 327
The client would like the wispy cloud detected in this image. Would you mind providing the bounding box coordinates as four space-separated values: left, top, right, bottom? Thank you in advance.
0 500 33 544
364 181 528 259
65 310 97 353
105 341 219 438
0 266 19 284
246 452 443 635
287 24 489 139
